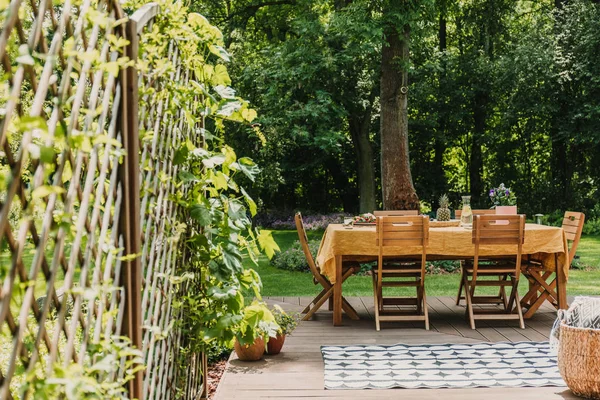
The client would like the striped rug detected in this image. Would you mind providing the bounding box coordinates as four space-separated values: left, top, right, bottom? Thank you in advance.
321 341 565 390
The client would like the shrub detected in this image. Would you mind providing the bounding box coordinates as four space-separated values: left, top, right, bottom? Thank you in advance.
581 218 600 235
426 260 460 274
206 341 232 364
270 239 320 272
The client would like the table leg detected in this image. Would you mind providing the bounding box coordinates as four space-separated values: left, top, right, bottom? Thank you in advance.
333 255 342 326
556 253 568 310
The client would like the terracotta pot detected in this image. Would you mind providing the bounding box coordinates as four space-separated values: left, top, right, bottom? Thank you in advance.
496 205 517 215
234 337 265 361
266 334 286 355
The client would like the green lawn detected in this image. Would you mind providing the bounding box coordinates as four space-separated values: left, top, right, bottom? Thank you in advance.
252 231 600 297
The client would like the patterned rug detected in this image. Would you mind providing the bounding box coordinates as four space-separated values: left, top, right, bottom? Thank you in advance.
321 341 565 390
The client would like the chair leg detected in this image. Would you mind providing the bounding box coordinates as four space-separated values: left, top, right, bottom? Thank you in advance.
499 274 508 307
416 279 422 315
302 287 333 321
422 283 429 331
371 272 380 331
328 297 333 311
463 274 476 330
514 288 525 329
302 287 329 314
456 265 464 305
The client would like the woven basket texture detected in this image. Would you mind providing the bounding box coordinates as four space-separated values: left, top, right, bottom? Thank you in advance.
559 323 600 399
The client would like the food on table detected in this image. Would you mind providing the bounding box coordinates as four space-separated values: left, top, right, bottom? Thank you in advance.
436 194 451 222
353 213 376 224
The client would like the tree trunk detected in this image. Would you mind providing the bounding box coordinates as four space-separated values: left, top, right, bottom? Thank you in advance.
380 22 419 210
349 114 376 213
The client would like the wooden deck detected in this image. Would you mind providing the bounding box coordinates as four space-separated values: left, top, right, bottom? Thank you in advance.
214 296 578 399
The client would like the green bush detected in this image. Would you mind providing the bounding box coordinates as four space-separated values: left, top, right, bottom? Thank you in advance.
582 219 600 235
270 239 320 272
206 341 232 364
427 260 461 274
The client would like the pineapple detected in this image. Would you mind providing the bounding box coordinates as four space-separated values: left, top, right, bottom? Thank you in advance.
436 194 451 221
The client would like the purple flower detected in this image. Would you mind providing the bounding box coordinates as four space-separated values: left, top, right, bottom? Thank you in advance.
505 190 509 195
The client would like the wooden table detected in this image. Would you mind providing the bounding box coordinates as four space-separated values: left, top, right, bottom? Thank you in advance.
316 224 569 326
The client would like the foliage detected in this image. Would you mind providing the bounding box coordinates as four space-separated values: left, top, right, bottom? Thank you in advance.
271 305 299 335
205 341 232 364
189 0 600 218
235 301 279 345
582 219 600 236
271 239 320 273
426 260 461 275
120 0 282 369
489 183 517 207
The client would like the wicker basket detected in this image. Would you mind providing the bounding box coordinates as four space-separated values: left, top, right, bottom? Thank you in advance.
558 323 600 399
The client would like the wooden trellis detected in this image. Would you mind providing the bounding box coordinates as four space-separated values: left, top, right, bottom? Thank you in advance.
0 0 206 398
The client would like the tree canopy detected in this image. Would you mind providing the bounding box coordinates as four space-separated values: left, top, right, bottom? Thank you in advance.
192 0 600 218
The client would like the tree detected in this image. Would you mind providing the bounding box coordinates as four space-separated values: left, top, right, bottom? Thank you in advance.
380 1 428 210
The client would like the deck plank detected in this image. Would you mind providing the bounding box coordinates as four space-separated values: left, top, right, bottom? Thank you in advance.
214 296 573 400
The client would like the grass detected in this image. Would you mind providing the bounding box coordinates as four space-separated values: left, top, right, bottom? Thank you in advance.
252 230 600 297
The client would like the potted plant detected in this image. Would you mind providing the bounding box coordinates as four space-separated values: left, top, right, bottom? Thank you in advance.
266 305 298 355
489 183 517 215
234 301 280 361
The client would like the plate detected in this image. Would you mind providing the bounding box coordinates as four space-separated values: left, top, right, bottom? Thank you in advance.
353 222 376 226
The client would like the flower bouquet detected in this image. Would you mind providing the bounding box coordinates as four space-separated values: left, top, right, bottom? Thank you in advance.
489 183 517 214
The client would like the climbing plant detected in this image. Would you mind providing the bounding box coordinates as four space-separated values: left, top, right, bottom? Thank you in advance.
125 0 280 362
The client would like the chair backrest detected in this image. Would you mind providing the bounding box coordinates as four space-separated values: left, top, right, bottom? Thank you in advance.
472 215 525 277
455 209 496 218
373 210 419 216
294 212 328 286
472 214 525 246
376 215 429 269
562 211 585 266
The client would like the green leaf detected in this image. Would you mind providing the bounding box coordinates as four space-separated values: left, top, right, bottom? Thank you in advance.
190 203 211 225
178 171 199 183
202 154 226 169
241 187 257 216
214 85 236 99
39 146 55 164
257 230 280 259
228 199 246 220
209 44 231 62
32 185 65 200
222 244 243 272
213 171 228 190
234 157 260 182
173 144 189 165
212 64 231 86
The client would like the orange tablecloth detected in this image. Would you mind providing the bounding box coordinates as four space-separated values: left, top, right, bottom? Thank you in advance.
316 223 569 284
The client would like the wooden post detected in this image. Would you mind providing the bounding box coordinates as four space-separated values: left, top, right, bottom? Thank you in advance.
120 15 144 400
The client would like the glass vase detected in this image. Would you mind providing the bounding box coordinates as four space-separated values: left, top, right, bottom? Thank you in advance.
460 195 473 226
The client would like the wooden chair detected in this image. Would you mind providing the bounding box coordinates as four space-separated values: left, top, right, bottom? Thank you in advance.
459 215 525 330
520 211 585 318
372 215 429 331
455 209 496 218
294 213 360 321
455 208 505 305
374 210 419 216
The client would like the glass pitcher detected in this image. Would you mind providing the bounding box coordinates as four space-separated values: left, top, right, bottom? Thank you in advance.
460 195 473 226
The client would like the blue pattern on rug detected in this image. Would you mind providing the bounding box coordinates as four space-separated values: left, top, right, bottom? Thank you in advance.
321 341 565 390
